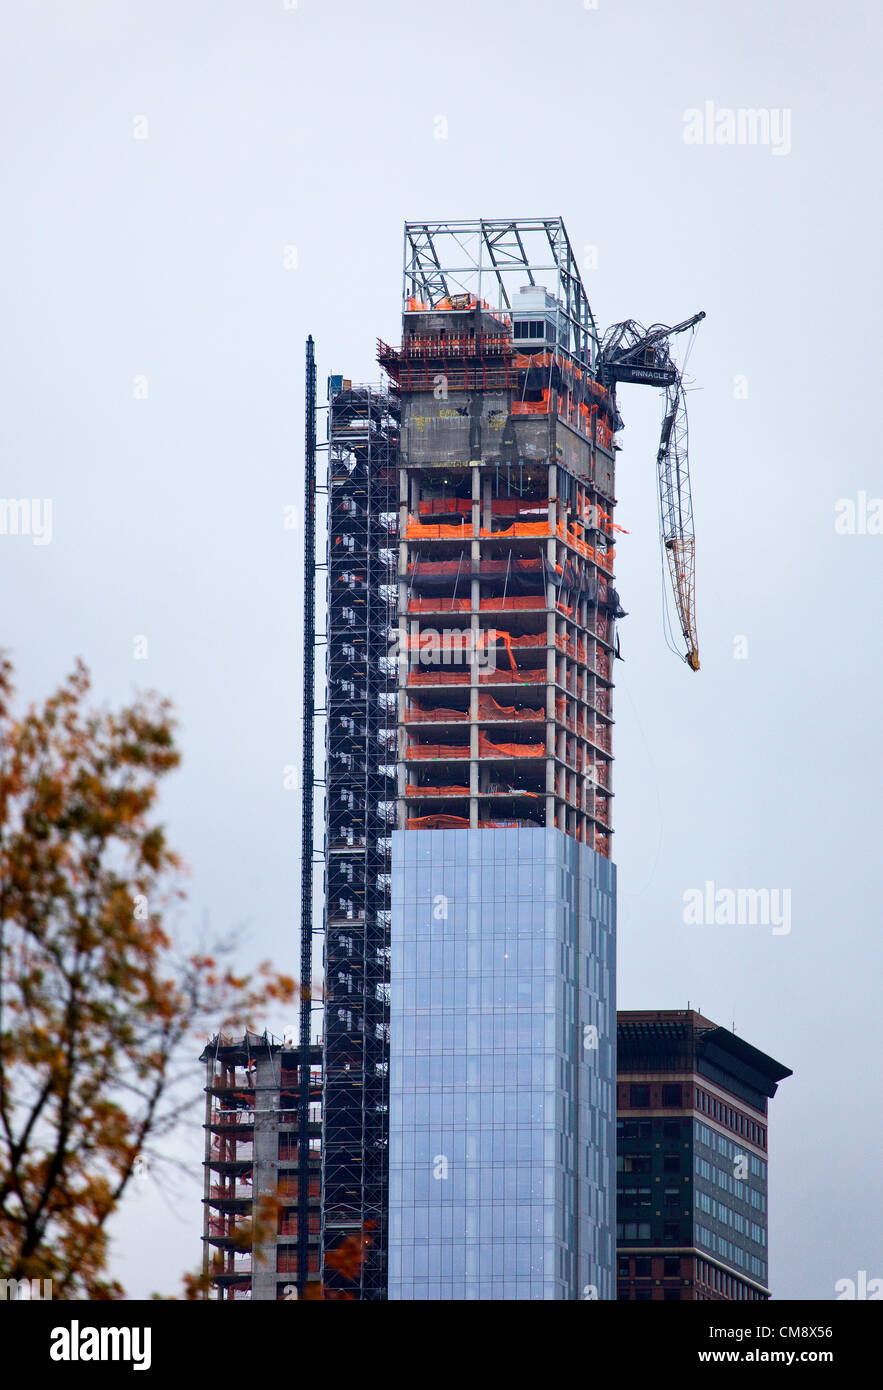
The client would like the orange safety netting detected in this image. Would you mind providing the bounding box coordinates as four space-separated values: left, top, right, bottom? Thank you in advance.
406 519 472 539
408 560 544 579
406 744 469 759
408 670 469 685
408 561 469 577
485 557 544 573
404 700 468 722
511 391 552 417
478 522 550 538
489 498 549 516
478 733 545 758
479 667 547 685
418 499 472 516
403 633 474 652
480 595 545 610
556 519 616 572
477 694 544 721
406 784 470 797
407 815 543 830
555 634 588 662
408 814 469 829
408 597 471 613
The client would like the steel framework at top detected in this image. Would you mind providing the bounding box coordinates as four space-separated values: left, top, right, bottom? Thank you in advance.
403 218 599 372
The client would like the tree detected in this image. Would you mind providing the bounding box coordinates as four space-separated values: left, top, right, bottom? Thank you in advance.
0 655 295 1298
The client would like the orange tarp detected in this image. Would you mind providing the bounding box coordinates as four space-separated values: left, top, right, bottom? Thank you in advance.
406 744 469 760
405 700 468 722
408 670 469 685
406 785 470 797
480 596 545 610
477 694 544 721
408 597 471 613
478 733 545 758
479 667 547 685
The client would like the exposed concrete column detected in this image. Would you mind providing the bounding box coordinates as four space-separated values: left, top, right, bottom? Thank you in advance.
251 1055 280 1302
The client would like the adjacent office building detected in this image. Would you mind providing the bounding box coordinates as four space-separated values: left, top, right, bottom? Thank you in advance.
616 1009 791 1301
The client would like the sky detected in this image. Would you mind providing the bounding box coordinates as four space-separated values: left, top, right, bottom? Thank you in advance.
1 0 880 1300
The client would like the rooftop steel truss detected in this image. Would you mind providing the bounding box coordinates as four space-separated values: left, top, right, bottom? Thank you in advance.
403 217 599 371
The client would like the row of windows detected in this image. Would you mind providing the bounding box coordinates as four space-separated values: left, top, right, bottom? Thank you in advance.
394 1207 556 1239
695 1155 766 1205
696 1259 765 1300
695 1190 766 1240
617 1119 684 1142
617 1222 652 1240
619 1255 684 1278
694 1122 768 1182
617 1152 683 1174
627 1084 684 1108
618 1289 684 1300
620 1185 683 1209
390 1281 565 1300
695 1225 767 1281
617 1221 685 1243
696 1087 766 1148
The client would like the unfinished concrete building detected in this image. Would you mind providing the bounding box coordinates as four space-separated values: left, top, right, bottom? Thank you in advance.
201 1031 322 1299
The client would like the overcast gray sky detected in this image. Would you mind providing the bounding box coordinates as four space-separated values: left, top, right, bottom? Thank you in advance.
1 0 880 1300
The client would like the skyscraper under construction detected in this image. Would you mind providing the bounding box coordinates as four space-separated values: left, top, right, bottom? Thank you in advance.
318 218 702 1299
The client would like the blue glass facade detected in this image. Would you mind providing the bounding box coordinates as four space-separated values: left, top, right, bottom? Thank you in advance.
388 826 616 1300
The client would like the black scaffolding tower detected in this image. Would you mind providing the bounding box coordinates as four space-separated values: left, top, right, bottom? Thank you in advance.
320 380 400 1298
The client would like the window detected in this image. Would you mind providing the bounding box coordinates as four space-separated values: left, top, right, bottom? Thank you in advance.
635 1258 651 1277
622 1222 647 1240
663 1119 681 1140
662 1084 681 1107
664 1154 680 1173
618 1259 630 1277
663 1221 680 1240
618 1119 650 1140
664 1289 681 1301
635 1289 653 1301
621 1153 652 1173
664 1256 680 1277
664 1187 680 1208
630 1085 650 1108
513 319 549 340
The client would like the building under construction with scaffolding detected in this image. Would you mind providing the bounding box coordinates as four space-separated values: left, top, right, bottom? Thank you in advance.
315 220 631 1299
306 217 707 1299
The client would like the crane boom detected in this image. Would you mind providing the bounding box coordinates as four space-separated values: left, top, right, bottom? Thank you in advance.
599 311 704 671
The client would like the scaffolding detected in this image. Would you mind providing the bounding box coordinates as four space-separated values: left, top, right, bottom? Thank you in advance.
320 383 399 1298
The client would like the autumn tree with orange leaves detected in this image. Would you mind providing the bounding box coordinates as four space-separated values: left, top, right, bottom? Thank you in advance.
0 655 295 1298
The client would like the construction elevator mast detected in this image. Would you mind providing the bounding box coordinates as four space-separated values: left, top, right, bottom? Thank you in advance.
320 380 400 1297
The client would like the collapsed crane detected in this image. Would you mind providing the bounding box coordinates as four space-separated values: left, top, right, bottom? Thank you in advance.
599 311 706 671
